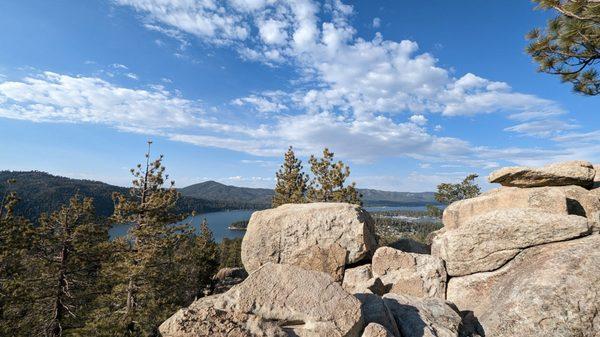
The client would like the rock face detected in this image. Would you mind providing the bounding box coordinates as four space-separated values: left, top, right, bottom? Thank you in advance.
371 247 446 298
488 160 595 188
382 294 461 337
555 185 600 230
342 265 385 295
447 235 600 337
354 293 400 337
241 203 378 274
442 186 569 229
287 244 347 282
594 164 600 188
159 295 288 337
432 209 590 276
161 263 363 337
361 323 394 337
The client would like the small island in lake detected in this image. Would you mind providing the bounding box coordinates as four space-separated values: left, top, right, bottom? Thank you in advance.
228 220 249 231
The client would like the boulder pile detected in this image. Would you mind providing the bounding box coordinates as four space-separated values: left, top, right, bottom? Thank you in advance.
160 160 600 337
433 160 600 337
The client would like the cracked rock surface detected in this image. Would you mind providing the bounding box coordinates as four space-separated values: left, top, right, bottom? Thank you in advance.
447 235 600 337
431 209 590 276
161 263 363 337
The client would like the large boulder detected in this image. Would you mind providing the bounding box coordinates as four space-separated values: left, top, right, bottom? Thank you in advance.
431 209 590 276
382 293 462 337
442 186 568 229
372 247 446 298
218 263 363 337
159 295 287 337
594 164 600 188
487 160 595 188
447 235 600 337
241 203 378 273
161 263 363 337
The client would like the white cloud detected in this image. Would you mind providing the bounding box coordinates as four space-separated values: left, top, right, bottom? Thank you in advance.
125 73 139 80
0 72 202 130
258 19 288 45
410 114 428 125
372 17 381 28
504 119 579 138
232 94 287 113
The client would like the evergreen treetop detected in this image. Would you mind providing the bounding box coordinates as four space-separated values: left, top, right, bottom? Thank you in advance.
272 146 308 207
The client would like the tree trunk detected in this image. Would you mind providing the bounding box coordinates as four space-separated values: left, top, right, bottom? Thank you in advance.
49 244 68 337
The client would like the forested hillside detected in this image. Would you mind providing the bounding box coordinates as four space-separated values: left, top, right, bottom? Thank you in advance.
180 180 438 207
179 180 274 207
0 171 255 221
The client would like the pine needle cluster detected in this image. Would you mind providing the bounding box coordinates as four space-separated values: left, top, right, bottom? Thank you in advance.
527 0 600 95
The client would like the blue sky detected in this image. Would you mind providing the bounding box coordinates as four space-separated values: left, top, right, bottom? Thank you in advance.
0 0 598 191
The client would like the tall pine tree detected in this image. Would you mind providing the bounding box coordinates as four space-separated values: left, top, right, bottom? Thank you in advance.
272 146 308 207
307 148 362 205
86 141 217 336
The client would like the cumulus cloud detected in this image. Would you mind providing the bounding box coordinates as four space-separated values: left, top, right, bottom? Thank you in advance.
2 0 595 171
410 114 428 125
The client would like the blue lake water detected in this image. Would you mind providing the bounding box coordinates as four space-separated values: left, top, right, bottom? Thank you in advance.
109 205 433 242
109 209 255 242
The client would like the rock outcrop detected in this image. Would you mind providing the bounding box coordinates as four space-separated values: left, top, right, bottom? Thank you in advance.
372 247 446 298
161 263 363 337
160 160 600 337
159 295 288 337
241 203 377 275
487 160 595 188
382 294 462 337
432 209 590 276
433 160 600 336
441 186 568 229
447 235 600 337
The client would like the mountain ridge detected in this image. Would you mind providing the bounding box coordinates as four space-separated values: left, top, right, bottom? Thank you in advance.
0 171 261 221
180 180 438 207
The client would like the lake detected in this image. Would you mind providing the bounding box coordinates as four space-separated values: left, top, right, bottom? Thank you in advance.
110 209 255 242
109 205 432 242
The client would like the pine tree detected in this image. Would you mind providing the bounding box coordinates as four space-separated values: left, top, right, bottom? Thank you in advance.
527 0 600 95
0 180 35 336
434 174 481 205
85 141 210 336
39 196 106 337
7 196 108 337
307 148 362 205
177 219 219 300
272 146 308 207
